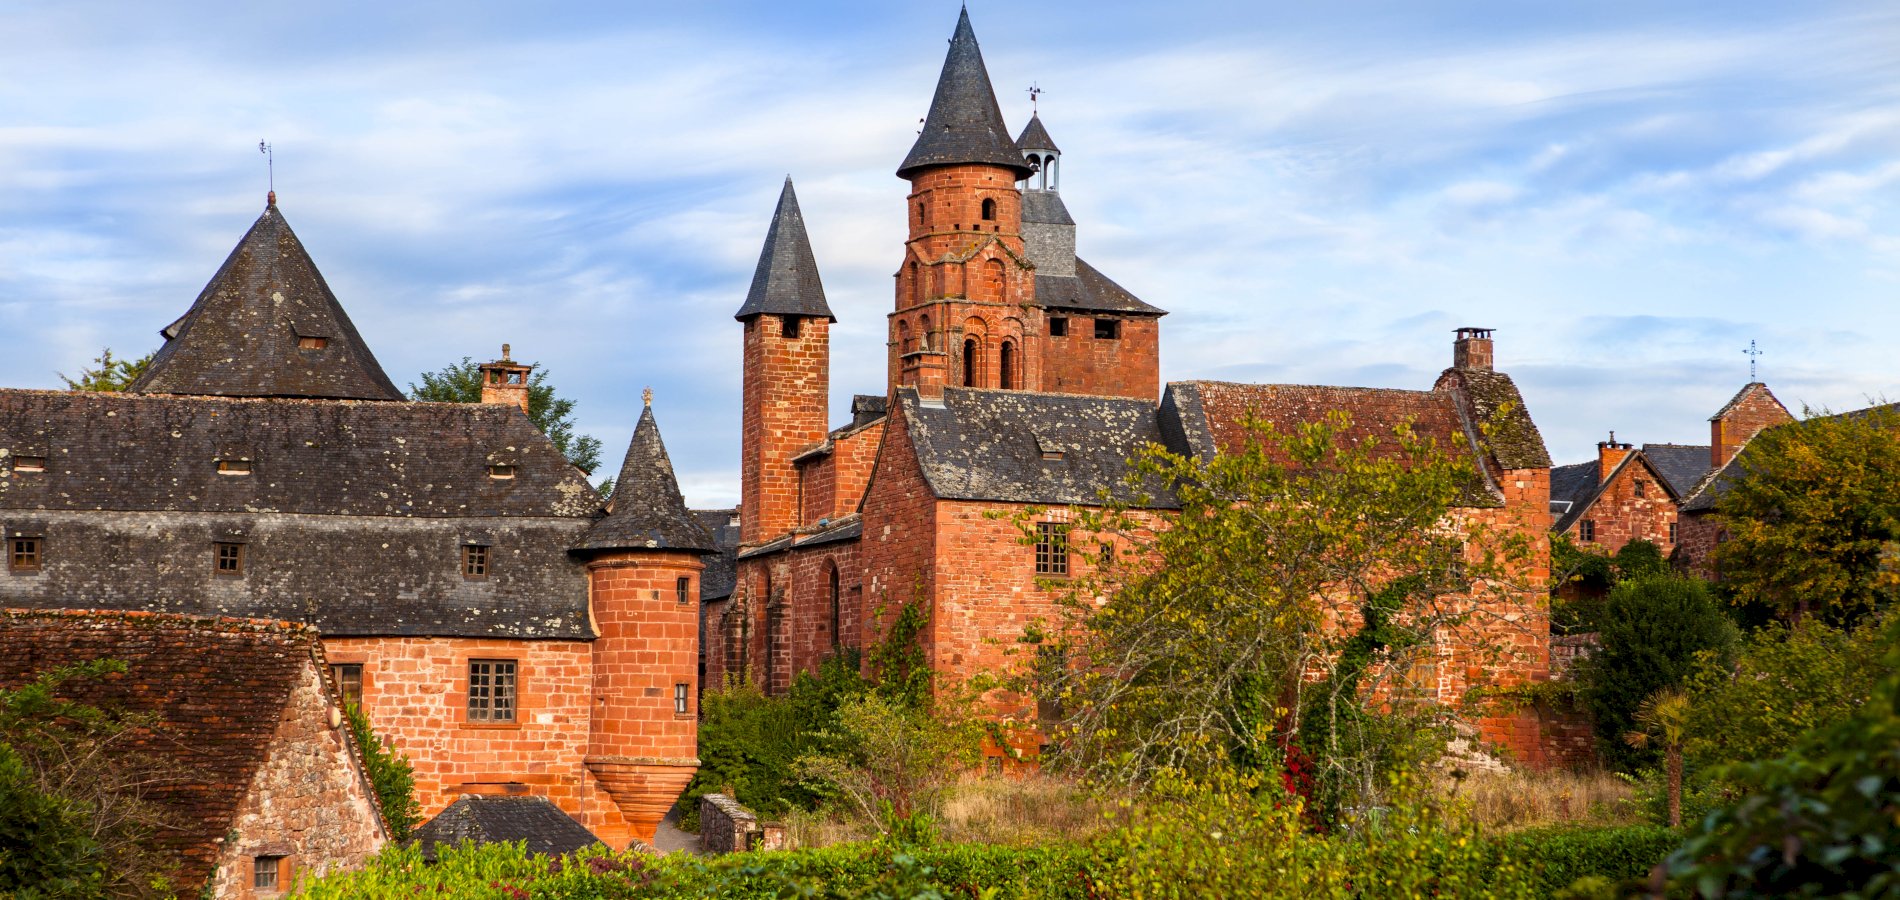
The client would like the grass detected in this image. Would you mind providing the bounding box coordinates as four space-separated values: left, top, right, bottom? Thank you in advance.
1441 768 1643 830
778 772 1122 849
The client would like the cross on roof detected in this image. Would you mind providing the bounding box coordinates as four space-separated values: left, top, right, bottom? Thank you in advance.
1743 339 1764 382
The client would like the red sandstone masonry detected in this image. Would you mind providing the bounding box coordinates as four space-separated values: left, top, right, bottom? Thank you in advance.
1563 454 1682 556
743 315 830 544
1711 384 1793 469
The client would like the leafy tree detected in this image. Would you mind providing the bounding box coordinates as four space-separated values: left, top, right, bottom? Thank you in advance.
408 358 605 476
1021 410 1535 816
1550 537 1668 633
343 704 420 841
791 691 983 840
1579 575 1737 772
1623 688 1690 827
1683 614 1893 771
1714 404 1900 626
0 743 101 898
57 348 154 392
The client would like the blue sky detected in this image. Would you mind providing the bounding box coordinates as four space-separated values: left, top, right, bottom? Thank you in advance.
3 1 1896 507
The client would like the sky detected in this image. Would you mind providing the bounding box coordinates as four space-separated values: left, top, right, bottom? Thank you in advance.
2 1 1896 508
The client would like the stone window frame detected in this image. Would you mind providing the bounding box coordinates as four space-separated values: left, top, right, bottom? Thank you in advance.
1093 318 1121 340
466 658 518 725
213 541 245 577
781 316 802 339
463 544 490 579
10 455 46 473
9 535 41 574
252 853 291 894
1634 479 1647 498
1668 521 1678 544
1035 521 1070 577
1048 316 1068 337
676 576 691 606
216 458 253 475
675 682 691 717
331 662 365 709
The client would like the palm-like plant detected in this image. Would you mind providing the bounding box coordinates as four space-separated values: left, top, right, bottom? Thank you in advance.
1625 687 1691 827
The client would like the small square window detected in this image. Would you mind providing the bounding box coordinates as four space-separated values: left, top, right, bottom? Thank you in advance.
463 545 489 579
10 537 41 573
297 336 328 350
676 576 691 605
1035 522 1070 576
467 659 516 723
214 542 244 576
1048 317 1068 337
782 316 801 338
332 663 364 708
488 464 516 479
675 683 690 715
11 456 45 473
253 855 283 891
1580 520 1596 543
217 459 252 475
1093 318 1120 340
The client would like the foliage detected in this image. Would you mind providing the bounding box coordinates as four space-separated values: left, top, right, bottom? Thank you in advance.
1488 825 1681 898
58 348 154 392
1624 688 1691 827
1579 574 1737 772
791 692 984 838
1664 612 1900 898
1550 537 1668 633
865 600 933 710
408 357 606 477
0 659 185 899
0 742 102 899
1714 404 1900 626
1019 410 1533 820
343 703 420 841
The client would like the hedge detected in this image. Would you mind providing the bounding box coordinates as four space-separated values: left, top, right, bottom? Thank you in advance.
1491 825 1681 895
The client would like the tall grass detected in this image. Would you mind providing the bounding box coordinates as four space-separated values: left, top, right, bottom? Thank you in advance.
1442 768 1641 830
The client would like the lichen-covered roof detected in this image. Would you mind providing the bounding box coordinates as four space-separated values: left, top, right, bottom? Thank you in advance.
0 609 351 893
0 389 602 518
896 10 1035 181
691 508 740 602
1035 259 1165 315
412 795 603 861
896 387 1177 508
577 405 713 553
128 200 403 401
1434 367 1554 469
1015 112 1060 154
733 178 833 321
736 515 863 561
1641 443 1714 498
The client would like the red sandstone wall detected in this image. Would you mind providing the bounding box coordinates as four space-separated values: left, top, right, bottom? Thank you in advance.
1563 456 1681 556
1674 512 1726 579
1037 314 1160 401
213 659 385 899
742 315 829 543
859 401 939 668
1711 385 1793 469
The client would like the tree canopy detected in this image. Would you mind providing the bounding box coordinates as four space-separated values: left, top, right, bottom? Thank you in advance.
408 358 605 477
58 348 154 392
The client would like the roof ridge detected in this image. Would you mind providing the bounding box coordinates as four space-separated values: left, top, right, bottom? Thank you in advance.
576 404 715 553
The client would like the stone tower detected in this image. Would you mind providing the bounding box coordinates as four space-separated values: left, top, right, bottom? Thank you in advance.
736 178 834 544
571 396 713 845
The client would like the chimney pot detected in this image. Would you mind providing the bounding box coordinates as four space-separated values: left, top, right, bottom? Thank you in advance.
478 347 533 414
1452 327 1495 371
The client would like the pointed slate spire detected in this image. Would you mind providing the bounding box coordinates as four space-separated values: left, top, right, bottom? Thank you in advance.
1015 113 1059 154
896 9 1036 181
574 400 715 553
128 199 403 400
733 178 833 321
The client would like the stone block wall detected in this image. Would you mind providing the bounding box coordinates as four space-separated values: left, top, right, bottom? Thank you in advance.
1561 456 1681 556
1037 313 1161 401
742 314 830 544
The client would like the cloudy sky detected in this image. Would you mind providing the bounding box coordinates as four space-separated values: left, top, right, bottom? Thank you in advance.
3 1 1896 507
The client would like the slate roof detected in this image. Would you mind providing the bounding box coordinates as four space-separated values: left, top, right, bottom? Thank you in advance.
737 515 863 561
733 178 833 321
128 199 404 401
1548 461 1598 518
896 10 1035 181
0 389 601 519
1035 259 1165 315
894 387 1178 507
1016 113 1060 153
0 609 370 893
1641 443 1714 497
1022 190 1075 226
850 395 889 429
411 795 603 861
575 404 713 553
692 508 741 602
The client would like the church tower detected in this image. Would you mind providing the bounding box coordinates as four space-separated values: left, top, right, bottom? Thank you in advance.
736 178 833 544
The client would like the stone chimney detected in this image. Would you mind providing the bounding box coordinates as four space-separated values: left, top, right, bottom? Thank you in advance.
1597 432 1633 482
479 344 533 415
1453 327 1494 371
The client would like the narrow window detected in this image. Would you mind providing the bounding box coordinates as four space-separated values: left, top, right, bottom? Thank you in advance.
674 683 690 715
1048 317 1068 337
1580 520 1596 543
11 456 45 473
1035 522 1070 576
253 855 284 891
488 464 516 479
331 663 364 708
963 338 980 387
217 459 252 475
467 659 517 723
781 316 801 338
463 544 489 579
214 541 244 576
981 198 996 221
1668 521 1678 543
998 341 1015 389
676 576 691 605
1634 480 1647 498
908 262 922 307
297 336 328 350
828 564 842 648
1094 318 1121 340
9 537 40 573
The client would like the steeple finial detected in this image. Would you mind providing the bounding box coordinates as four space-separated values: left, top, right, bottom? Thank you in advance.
1743 339 1764 382
259 140 274 206
643 386 653 407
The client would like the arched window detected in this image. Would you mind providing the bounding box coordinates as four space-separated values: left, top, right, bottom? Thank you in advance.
920 315 933 351
981 198 996 221
1045 155 1058 191
898 319 913 353
917 202 927 228
963 338 980 387
984 258 1006 302
828 562 842 649
908 261 922 307
999 340 1015 390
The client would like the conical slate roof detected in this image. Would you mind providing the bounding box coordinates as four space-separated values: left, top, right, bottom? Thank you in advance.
574 400 714 553
1015 113 1059 154
129 197 403 400
896 9 1035 181
732 178 833 321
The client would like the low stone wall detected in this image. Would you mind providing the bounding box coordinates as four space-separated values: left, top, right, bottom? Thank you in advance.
699 794 786 854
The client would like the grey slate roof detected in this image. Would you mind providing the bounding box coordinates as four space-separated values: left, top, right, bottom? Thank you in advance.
1641 443 1714 498
129 199 404 401
734 179 833 321
895 387 1178 507
1035 259 1166 315
736 515 862 561
1016 113 1060 153
896 10 1036 181
1681 402 1900 512
850 395 888 429
1549 461 1598 517
576 404 714 553
412 796 604 861
1022 190 1075 226
692 508 741 602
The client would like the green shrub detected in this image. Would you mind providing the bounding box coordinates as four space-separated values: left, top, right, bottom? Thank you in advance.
0 742 103 899
1489 825 1679 896
344 704 420 841
1684 613 1892 770
1580 575 1737 772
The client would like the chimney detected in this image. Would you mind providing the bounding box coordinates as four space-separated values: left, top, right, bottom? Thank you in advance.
1597 432 1633 482
479 344 533 415
1453 327 1494 371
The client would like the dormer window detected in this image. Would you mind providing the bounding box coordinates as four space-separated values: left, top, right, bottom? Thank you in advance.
488 464 516 480
217 459 252 475
214 541 245 576
11 456 45 473
297 336 328 350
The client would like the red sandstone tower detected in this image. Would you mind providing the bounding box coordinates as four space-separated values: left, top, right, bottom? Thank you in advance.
738 179 835 544
572 394 713 845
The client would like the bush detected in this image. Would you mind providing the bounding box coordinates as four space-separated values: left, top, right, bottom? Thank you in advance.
1489 825 1679 897
1579 575 1737 771
1683 612 1892 770
791 692 983 838
344 704 419 841
0 743 102 899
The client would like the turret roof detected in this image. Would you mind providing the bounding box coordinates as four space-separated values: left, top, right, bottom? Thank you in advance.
1015 113 1060 153
896 10 1035 180
733 178 833 321
574 402 714 553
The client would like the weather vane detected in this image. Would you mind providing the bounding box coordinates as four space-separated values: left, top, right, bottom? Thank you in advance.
1027 83 1042 113
258 140 273 193
1743 339 1764 382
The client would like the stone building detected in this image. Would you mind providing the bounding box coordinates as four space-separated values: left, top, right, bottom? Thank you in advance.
0 194 707 846
707 11 1562 762
0 609 387 899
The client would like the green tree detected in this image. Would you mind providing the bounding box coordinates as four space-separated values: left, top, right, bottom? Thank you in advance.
1714 405 1900 626
1623 688 1691 827
57 348 154 392
0 743 102 899
1683 613 1892 770
1579 575 1737 772
343 704 420 841
791 691 983 840
408 358 605 476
